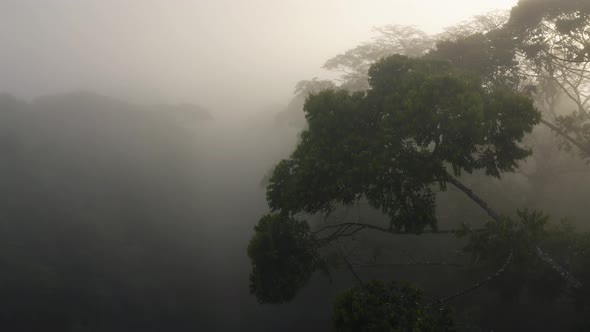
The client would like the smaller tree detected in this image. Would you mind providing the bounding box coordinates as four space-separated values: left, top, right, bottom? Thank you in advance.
247 214 322 304
333 281 455 332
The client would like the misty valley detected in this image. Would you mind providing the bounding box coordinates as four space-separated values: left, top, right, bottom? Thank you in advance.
2 0 590 331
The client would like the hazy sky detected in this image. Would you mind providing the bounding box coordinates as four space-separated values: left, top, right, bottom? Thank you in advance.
0 0 518 113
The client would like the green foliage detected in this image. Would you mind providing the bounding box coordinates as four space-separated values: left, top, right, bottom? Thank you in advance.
428 31 520 89
267 55 539 233
247 214 321 303
542 220 590 307
460 209 590 304
332 280 455 332
460 209 549 264
294 78 338 96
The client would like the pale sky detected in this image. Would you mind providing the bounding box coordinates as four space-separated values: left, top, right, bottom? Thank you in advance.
0 0 518 113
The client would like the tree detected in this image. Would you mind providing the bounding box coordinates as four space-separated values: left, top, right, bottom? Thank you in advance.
437 10 509 41
323 25 435 91
267 55 538 221
247 214 322 303
427 29 521 91
275 11 518 130
508 0 590 63
249 55 547 330
261 3 590 329
426 0 590 208
506 0 590 158
333 280 455 332
275 25 435 126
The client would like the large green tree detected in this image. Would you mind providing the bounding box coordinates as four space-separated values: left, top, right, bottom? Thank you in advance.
249 55 549 330
260 1 590 329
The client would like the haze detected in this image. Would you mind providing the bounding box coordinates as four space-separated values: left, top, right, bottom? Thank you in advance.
3 0 589 331
0 0 516 113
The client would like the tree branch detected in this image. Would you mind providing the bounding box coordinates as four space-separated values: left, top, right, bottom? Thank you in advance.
314 222 458 243
535 247 582 289
335 245 363 285
540 118 590 156
428 252 513 306
356 262 465 268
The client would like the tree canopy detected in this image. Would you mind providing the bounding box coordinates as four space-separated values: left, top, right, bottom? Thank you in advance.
250 54 544 330
266 55 539 233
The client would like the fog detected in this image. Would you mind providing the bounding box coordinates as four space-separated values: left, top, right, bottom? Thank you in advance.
0 0 516 111
2 0 590 331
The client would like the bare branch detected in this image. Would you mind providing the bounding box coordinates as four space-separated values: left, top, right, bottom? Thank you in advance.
356 262 465 268
428 252 513 306
335 245 363 285
314 222 458 243
536 247 582 289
